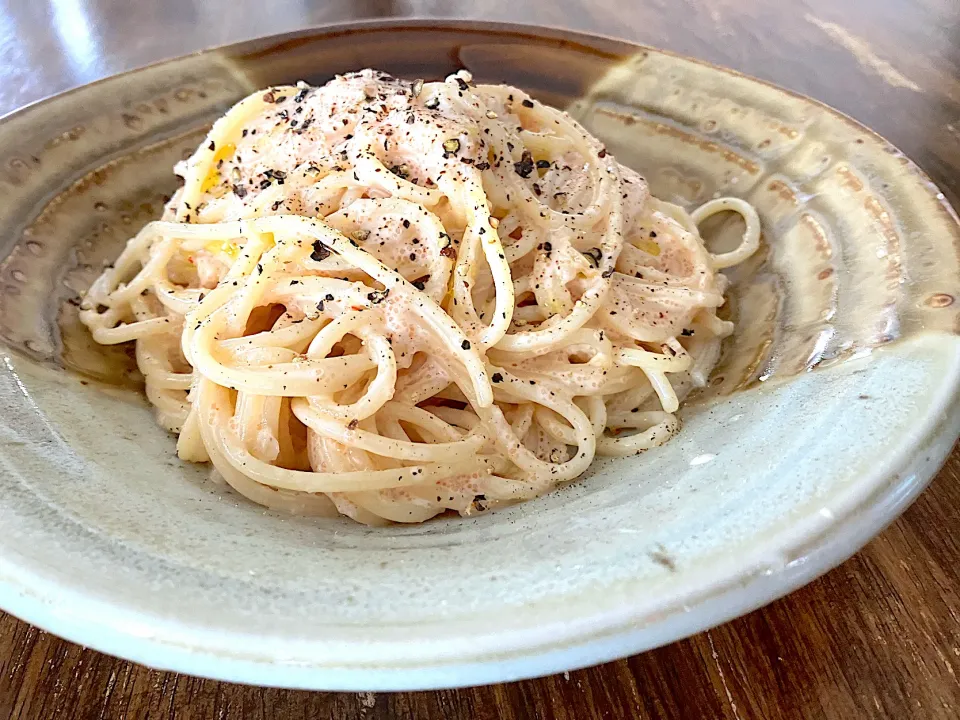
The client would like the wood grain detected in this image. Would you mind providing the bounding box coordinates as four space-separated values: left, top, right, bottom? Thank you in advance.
1 0 960 718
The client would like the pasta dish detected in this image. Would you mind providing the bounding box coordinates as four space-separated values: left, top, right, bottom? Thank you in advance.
79 69 760 524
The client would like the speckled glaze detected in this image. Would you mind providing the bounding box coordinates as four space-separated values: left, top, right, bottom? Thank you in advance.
0 22 957 690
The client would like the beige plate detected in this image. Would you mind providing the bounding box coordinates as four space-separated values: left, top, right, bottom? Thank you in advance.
0 21 957 689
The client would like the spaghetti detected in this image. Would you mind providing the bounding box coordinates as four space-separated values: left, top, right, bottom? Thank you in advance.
80 69 760 524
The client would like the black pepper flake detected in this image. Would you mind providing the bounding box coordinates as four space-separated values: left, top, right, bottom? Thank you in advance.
389 164 410 180
598 148 607 158
522 98 534 108
442 138 461 156
536 159 551 169
681 328 695 337
325 293 334 301
491 372 503 383
256 263 263 274
650 230 657 238
207 140 215 151
412 280 426 290
232 184 247 198
582 248 602 267
402 219 410 229
294 87 309 103
347 419 359 430
601 268 614 278
425 97 440 110
461 340 471 350
514 150 535 178
409 252 416 261
532 183 542 196
455 77 470 91
316 299 325 312
367 289 389 305
475 161 491 171
262 90 276 103
310 240 331 262
543 241 552 252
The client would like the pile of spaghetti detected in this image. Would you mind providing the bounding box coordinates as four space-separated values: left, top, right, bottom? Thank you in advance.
80 69 759 524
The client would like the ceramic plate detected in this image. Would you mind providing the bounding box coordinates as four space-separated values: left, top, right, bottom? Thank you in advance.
0 21 957 690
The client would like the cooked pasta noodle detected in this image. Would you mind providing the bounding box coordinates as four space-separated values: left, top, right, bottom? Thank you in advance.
80 69 760 524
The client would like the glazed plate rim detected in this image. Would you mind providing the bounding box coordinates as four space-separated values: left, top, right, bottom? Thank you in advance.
0 19 959 690
1 350 958 691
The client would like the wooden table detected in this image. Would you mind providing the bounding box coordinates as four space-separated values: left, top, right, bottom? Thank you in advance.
1 1 959 718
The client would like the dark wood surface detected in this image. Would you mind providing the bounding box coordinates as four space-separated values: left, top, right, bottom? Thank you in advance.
2 0 960 718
